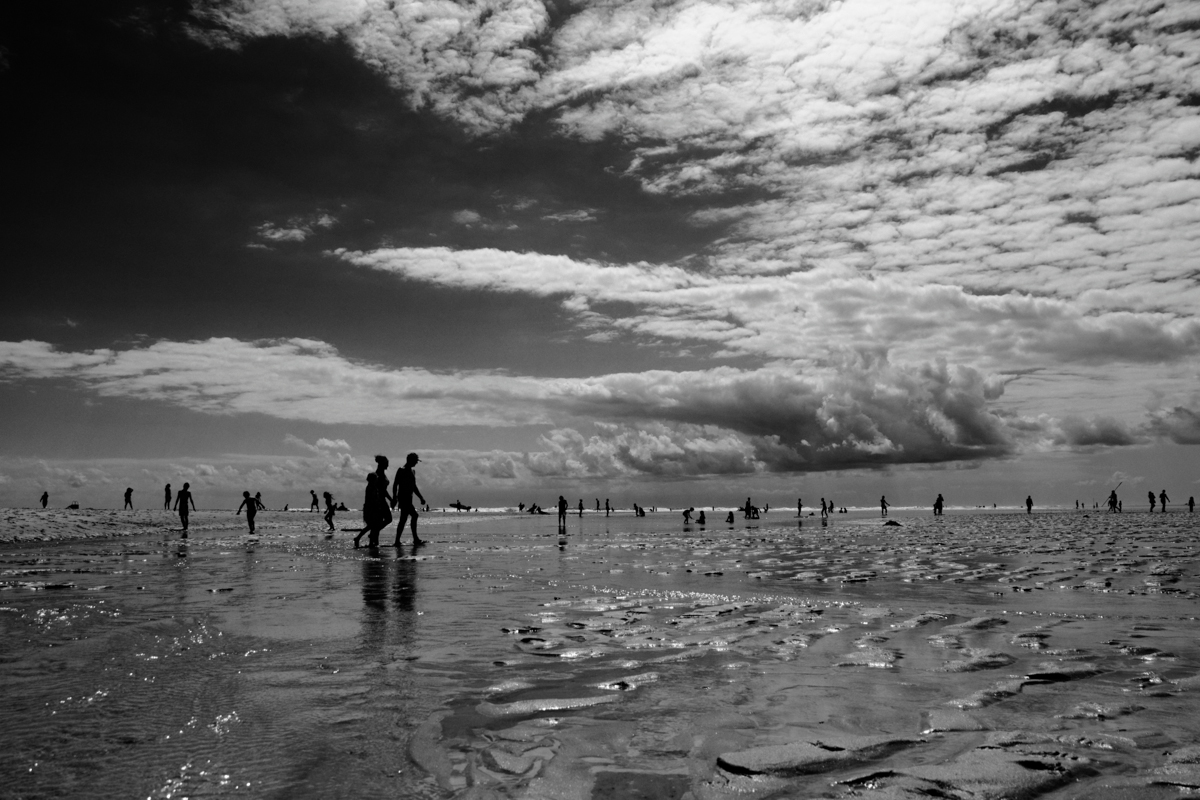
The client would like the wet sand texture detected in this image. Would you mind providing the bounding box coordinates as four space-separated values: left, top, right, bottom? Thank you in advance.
1 509 1199 799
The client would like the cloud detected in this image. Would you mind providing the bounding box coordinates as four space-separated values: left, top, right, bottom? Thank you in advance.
0 336 1044 472
254 213 338 244
1053 416 1140 447
1146 405 1200 444
336 246 1200 373
285 434 353 453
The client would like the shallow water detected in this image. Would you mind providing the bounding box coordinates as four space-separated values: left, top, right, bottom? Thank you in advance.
3 510 1200 799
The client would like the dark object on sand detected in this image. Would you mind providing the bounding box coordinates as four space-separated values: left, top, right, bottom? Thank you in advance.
67 502 80 510
884 520 901 527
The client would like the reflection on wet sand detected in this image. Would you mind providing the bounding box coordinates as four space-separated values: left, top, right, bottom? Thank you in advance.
2 510 1200 798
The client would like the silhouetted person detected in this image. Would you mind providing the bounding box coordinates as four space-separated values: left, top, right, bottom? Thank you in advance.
820 498 827 518
392 452 426 547
557 495 568 529
123 487 133 510
1189 496 1195 513
797 498 802 517
605 498 611 517
933 494 944 516
236 491 258 534
697 510 706 525
164 484 172 510
354 472 390 549
880 495 889 517
323 491 336 532
357 456 393 541
578 499 584 517
1160 489 1169 512
253 492 266 511
310 490 319 511
682 507 693 524
40 491 48 509
174 483 195 535
1148 490 1157 513
1108 490 1118 513
595 498 600 511
518 502 526 512
1025 495 1033 514
725 510 735 524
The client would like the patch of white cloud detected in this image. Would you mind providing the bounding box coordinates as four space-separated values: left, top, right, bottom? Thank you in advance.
254 212 339 244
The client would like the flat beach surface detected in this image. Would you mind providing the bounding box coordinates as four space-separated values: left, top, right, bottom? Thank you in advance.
3 507 1200 799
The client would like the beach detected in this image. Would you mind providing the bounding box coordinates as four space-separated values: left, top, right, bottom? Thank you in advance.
2 507 1199 799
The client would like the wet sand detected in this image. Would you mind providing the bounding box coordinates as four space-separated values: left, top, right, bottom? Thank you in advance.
2 508 1199 799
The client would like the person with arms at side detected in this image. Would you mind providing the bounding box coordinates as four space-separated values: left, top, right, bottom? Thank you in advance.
174 483 195 537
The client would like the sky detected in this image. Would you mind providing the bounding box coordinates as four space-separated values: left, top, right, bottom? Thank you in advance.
1 0 1198 510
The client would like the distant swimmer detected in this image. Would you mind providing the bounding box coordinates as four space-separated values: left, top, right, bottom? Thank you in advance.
124 487 133 510
40 491 48 509
1160 489 1169 512
236 491 259 534
164 484 172 510
880 495 889 517
933 494 944 516
1148 491 1157 513
1025 495 1033 514
173 483 195 535
323 491 336 532
310 490 319 512
392 453 426 547
682 507 693 524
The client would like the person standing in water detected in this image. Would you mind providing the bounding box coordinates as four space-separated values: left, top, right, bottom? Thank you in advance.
1189 496 1195 513
323 491 336 532
310 490 319 512
391 452 426 547
1148 491 1157 513
578 499 584 518
236 491 259 534
557 495 568 529
880 496 889 517
174 483 195 536
40 491 48 509
163 484 172 511
1025 495 1033 514
933 494 944 516
797 498 802 517
605 499 611 517
354 473 390 549
123 487 133 510
356 455 393 541
1160 489 1170 512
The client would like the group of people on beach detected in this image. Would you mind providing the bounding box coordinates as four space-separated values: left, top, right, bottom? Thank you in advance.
352 453 427 549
